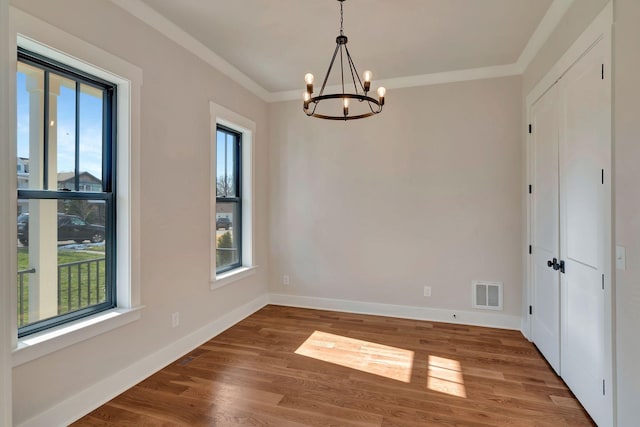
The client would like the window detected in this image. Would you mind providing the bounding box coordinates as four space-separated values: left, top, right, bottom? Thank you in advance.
210 102 255 286
16 48 116 337
215 125 242 273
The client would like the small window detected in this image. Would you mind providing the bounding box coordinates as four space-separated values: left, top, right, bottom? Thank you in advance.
16 48 116 337
215 125 242 274
210 102 255 287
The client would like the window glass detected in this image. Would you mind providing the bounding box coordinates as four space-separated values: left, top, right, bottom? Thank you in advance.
215 202 240 271
17 199 107 328
79 83 104 188
51 72 77 189
16 62 43 190
16 49 116 337
216 129 238 198
215 126 241 273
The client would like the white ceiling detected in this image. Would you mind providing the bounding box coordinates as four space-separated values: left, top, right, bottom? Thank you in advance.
115 0 569 100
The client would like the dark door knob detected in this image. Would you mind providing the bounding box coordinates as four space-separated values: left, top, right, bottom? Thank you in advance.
547 258 560 270
547 260 554 268
558 260 565 274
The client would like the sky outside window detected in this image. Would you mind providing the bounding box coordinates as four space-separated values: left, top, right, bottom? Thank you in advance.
16 69 104 181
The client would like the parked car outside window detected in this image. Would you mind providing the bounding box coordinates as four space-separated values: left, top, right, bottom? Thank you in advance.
17 213 105 246
216 217 232 230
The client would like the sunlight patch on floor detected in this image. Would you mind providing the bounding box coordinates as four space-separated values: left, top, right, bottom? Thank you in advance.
295 331 414 383
427 355 467 398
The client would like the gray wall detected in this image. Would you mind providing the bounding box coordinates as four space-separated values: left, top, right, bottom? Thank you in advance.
269 77 523 318
612 0 640 424
9 0 270 424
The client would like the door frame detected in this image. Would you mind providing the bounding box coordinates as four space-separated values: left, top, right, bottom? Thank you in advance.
524 2 614 424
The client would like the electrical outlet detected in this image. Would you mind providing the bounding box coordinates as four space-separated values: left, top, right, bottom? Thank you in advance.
423 286 431 297
172 312 180 328
283 275 290 285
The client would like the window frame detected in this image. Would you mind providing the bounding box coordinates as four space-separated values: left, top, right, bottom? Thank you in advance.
215 124 243 274
11 13 143 366
16 48 117 337
210 102 256 288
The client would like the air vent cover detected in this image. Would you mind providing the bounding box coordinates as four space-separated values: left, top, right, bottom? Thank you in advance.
472 281 503 311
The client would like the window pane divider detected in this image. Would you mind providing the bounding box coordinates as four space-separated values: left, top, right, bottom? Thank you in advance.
17 190 111 200
216 197 241 203
43 69 49 190
74 81 80 191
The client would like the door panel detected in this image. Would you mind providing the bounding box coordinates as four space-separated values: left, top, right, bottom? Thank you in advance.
559 37 610 426
530 85 560 374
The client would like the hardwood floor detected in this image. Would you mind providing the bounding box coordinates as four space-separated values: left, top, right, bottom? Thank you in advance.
73 305 595 426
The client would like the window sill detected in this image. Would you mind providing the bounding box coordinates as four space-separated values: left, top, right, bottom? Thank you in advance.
211 265 258 290
12 306 144 367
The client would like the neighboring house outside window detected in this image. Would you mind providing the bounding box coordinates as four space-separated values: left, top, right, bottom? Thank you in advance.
16 48 116 337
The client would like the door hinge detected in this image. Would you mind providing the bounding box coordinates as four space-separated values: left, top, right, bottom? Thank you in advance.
602 64 605 80
602 169 604 184
603 379 606 395
528 185 532 194
529 245 532 254
528 124 532 134
602 274 605 290
529 305 533 315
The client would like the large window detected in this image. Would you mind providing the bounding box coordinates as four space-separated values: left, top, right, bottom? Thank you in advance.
215 125 242 273
16 48 116 337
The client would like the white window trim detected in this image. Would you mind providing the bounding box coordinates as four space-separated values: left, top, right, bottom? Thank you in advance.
10 8 143 366
210 102 256 289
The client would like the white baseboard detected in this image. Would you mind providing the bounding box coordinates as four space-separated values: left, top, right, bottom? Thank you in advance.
269 293 522 330
17 294 269 427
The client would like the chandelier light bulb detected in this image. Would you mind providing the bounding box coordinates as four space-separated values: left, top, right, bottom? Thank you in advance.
305 73 314 94
304 91 311 109
343 97 349 116
377 87 386 106
363 70 372 92
304 73 314 85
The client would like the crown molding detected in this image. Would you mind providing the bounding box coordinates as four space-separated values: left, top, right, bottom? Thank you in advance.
516 0 577 72
111 0 574 104
270 63 521 102
109 0 271 102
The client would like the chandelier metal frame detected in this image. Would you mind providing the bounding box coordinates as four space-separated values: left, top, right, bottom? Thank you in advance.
303 0 385 121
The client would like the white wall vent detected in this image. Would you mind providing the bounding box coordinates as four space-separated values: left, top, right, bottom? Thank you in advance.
472 281 503 311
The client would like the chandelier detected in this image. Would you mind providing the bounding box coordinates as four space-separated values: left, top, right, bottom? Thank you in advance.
303 0 386 121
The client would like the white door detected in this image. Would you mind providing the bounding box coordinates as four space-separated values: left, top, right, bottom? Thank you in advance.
530 85 561 374
559 37 611 426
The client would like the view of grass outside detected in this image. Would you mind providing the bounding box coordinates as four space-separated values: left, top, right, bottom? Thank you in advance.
216 231 234 268
17 245 106 328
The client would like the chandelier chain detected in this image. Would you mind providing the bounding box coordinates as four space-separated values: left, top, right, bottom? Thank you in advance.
340 0 344 35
